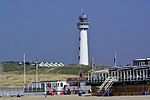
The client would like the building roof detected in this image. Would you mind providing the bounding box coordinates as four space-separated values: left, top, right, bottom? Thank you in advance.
133 58 150 61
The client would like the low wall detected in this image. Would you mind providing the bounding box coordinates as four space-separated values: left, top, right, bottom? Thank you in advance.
0 88 23 96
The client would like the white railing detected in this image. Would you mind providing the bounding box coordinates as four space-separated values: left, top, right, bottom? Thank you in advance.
104 76 117 91
99 76 118 95
99 77 111 91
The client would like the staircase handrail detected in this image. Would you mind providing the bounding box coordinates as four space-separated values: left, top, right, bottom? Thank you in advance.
103 76 118 96
99 77 111 91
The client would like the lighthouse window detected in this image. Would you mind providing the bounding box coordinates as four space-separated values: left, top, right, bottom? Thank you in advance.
78 56 80 60
79 38 81 41
79 47 80 50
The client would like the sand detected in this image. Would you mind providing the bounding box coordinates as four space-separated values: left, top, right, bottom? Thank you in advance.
0 95 149 100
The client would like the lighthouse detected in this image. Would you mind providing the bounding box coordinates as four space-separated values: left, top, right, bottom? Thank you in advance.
77 11 90 65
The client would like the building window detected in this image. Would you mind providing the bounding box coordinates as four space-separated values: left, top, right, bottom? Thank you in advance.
60 83 63 87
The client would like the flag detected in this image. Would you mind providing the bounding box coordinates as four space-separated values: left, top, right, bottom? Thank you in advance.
114 52 117 67
114 58 116 64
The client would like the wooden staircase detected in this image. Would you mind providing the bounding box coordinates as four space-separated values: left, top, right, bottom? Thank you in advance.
98 76 118 96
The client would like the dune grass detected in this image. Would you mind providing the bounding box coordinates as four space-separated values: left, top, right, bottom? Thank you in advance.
0 73 78 87
1 63 109 87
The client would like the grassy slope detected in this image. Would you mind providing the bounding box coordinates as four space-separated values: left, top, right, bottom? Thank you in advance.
0 74 78 87
0 63 109 87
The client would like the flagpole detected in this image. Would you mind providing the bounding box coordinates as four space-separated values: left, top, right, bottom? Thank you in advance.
36 57 38 83
114 52 117 67
23 53 26 85
92 57 95 71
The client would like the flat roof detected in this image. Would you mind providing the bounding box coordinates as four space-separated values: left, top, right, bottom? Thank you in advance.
133 58 150 61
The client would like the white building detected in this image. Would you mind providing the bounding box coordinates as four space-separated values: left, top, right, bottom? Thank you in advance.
38 62 64 67
133 58 150 66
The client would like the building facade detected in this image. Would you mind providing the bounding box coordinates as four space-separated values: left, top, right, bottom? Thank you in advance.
87 66 150 96
133 58 150 66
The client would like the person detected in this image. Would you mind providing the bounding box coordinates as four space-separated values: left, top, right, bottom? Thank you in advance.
16 92 20 97
53 89 57 95
68 89 71 95
44 92 47 98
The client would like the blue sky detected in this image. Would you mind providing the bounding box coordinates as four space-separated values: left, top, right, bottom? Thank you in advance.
0 0 150 66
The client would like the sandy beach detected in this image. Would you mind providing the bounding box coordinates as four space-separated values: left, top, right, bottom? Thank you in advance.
0 95 150 100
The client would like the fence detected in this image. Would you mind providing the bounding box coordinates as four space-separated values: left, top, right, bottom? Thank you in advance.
0 88 23 96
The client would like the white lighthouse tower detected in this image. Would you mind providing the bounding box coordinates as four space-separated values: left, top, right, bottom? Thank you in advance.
77 11 90 65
